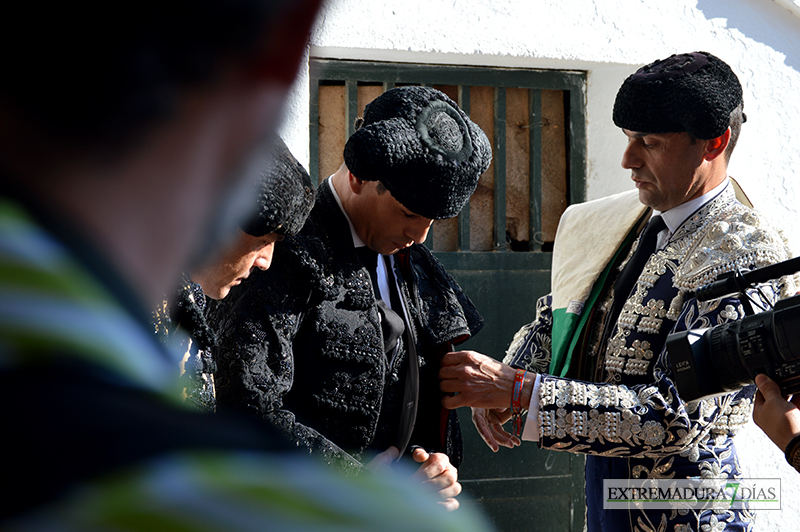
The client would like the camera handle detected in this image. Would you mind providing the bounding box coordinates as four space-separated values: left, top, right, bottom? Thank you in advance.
695 256 800 303
695 267 758 316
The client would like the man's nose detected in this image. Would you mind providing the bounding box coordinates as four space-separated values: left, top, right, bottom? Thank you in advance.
621 142 641 170
407 218 434 245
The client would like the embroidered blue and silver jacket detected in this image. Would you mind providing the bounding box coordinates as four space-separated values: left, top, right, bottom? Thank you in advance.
506 186 797 532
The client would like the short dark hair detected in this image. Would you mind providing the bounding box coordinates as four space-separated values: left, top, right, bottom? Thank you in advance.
240 138 316 238
0 1 293 152
724 103 745 163
687 102 744 163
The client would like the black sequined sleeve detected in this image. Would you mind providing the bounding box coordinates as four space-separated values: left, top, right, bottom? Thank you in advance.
209 258 364 475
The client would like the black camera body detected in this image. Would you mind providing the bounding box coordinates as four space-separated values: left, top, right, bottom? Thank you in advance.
667 294 800 402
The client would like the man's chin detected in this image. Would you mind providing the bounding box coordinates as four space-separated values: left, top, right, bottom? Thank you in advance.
385 241 413 255
207 285 230 301
216 278 246 300
637 188 654 206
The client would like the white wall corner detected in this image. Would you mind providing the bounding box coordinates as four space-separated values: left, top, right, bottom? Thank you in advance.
279 49 312 171
772 0 800 18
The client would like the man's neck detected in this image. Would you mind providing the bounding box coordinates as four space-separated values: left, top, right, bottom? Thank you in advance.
330 165 351 209
327 173 366 249
658 177 730 236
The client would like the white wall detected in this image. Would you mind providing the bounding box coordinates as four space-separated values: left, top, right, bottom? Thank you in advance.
281 1 800 528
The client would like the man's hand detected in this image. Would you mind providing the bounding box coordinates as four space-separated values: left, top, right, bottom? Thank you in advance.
368 447 461 510
365 446 400 475
439 350 531 410
410 448 461 511
753 373 800 451
472 407 520 452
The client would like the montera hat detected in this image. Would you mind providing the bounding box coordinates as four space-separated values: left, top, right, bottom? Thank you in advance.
343 86 491 220
241 137 316 237
613 51 744 140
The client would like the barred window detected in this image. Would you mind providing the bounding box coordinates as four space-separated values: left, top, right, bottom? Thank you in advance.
310 59 586 253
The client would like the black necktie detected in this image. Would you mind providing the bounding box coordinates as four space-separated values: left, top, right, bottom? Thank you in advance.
356 246 404 354
613 214 666 309
383 256 404 315
383 256 418 457
359 254 417 456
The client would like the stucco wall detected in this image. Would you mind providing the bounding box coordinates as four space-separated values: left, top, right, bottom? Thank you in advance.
284 0 800 251
280 1 800 529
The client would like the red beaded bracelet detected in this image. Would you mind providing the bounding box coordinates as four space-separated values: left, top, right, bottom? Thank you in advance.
511 369 528 438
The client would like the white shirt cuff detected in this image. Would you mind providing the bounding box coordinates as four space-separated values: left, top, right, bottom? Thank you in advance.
521 373 542 442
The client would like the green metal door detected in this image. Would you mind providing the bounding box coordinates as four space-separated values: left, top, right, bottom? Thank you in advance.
310 59 588 531
437 252 586 532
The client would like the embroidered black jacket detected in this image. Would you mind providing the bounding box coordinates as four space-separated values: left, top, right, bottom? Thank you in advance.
210 180 482 471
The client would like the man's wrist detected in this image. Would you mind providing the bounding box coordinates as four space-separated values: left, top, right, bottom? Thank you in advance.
785 432 800 473
511 368 537 410
521 371 535 408
509 369 527 438
521 374 542 442
509 369 538 439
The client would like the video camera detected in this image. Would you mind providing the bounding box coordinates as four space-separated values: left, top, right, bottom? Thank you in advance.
666 256 800 402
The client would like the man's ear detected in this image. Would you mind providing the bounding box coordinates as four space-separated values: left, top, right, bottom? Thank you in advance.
703 128 731 161
348 171 367 194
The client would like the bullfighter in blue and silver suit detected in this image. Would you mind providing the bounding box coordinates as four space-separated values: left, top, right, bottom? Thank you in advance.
439 51 798 532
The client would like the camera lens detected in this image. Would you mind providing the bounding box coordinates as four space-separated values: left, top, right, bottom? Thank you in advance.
708 322 753 392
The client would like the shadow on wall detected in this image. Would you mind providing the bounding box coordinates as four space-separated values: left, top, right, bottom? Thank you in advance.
696 0 800 71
